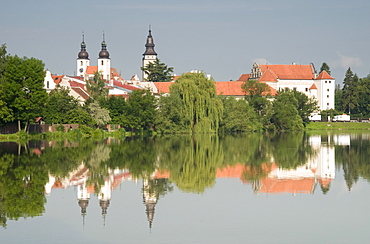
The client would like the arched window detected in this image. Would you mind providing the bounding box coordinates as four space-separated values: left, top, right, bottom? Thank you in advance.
101 60 104 65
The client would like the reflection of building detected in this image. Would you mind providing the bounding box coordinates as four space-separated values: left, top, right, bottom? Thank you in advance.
44 164 131 225
142 179 158 231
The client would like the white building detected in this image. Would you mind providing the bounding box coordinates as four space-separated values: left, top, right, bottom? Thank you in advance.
238 62 335 111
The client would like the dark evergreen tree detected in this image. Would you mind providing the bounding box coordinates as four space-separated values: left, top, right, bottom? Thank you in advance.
319 62 331 75
141 58 174 82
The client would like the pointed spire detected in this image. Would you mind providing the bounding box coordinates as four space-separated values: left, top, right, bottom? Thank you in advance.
99 32 110 59
78 31 89 59
143 26 157 55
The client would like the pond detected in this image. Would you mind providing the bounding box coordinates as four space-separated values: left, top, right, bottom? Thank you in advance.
1 132 370 244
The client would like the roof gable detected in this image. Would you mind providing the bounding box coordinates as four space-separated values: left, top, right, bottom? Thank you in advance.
153 82 174 94
315 70 334 80
236 74 250 82
86 66 98 74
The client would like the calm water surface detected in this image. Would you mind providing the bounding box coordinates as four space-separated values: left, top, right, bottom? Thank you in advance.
1 132 370 244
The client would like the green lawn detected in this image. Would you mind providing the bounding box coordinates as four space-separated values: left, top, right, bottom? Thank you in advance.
305 122 370 130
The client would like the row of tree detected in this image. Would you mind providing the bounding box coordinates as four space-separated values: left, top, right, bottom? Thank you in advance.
0 44 320 133
335 67 370 117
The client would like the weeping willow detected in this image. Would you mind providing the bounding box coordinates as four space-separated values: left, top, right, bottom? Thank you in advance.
170 72 223 133
165 134 224 193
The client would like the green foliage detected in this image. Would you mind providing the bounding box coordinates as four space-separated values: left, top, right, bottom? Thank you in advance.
241 79 271 98
168 72 223 133
0 43 7 82
219 97 262 132
121 89 156 131
66 107 93 125
55 124 65 132
342 68 359 114
88 101 111 128
0 55 48 131
319 62 331 75
287 90 318 127
141 58 174 82
272 92 304 130
105 96 127 124
44 87 79 124
86 71 109 102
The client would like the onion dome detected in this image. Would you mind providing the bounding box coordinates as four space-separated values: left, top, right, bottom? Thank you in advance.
77 34 89 59
143 28 157 55
98 35 110 59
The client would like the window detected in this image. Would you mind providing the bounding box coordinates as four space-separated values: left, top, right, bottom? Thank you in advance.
325 81 327 83
46 81 49 89
305 88 308 92
329 81 331 83
285 87 289 91
327 89 329 92
293 87 297 91
101 60 104 65
327 103 329 106
80 61 83 66
327 95 329 98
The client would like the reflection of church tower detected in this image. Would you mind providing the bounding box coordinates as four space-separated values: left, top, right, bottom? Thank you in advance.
98 177 112 225
77 32 90 77
77 183 90 226
98 33 111 81
142 26 157 81
142 179 158 230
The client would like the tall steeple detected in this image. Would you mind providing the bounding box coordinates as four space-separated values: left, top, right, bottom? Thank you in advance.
142 26 158 81
77 31 90 77
98 32 111 80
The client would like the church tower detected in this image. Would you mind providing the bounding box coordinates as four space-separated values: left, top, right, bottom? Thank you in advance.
98 33 111 81
77 33 90 77
142 27 157 81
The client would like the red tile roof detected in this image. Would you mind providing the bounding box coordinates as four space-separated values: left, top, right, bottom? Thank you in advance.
315 70 334 80
310 83 317 90
153 82 174 94
259 68 279 82
71 87 90 100
52 75 64 85
86 66 98 74
259 64 315 80
236 74 250 81
111 80 141 91
215 81 245 96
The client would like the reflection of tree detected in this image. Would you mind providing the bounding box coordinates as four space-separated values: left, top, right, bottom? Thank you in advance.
160 135 223 194
104 138 157 179
270 132 315 169
85 143 111 190
335 135 370 191
0 152 48 228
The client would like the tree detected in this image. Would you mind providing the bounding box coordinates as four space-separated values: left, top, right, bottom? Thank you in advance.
141 58 174 82
105 96 127 124
0 43 7 82
241 79 271 99
122 89 156 131
86 71 108 103
271 92 303 130
44 87 79 124
88 101 111 128
319 62 331 75
169 72 223 133
289 90 318 126
65 107 93 125
342 68 359 114
219 97 262 132
0 55 48 132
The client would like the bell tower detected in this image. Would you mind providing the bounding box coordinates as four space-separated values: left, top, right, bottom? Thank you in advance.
142 26 157 81
98 33 111 81
77 32 90 77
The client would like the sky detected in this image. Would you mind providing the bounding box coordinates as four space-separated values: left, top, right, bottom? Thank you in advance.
1 0 370 84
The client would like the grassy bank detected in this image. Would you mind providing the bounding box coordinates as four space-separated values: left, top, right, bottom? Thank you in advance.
305 122 370 130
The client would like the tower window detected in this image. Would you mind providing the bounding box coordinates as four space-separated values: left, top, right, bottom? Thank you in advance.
305 88 308 92
80 61 83 66
101 60 104 65
327 89 329 92
327 95 329 98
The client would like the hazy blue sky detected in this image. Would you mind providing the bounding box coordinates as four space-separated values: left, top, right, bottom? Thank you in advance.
1 0 370 83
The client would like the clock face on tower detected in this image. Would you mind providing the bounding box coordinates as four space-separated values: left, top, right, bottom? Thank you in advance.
79 68 83 73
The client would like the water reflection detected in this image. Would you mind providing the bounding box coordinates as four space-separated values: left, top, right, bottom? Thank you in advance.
0 132 370 229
